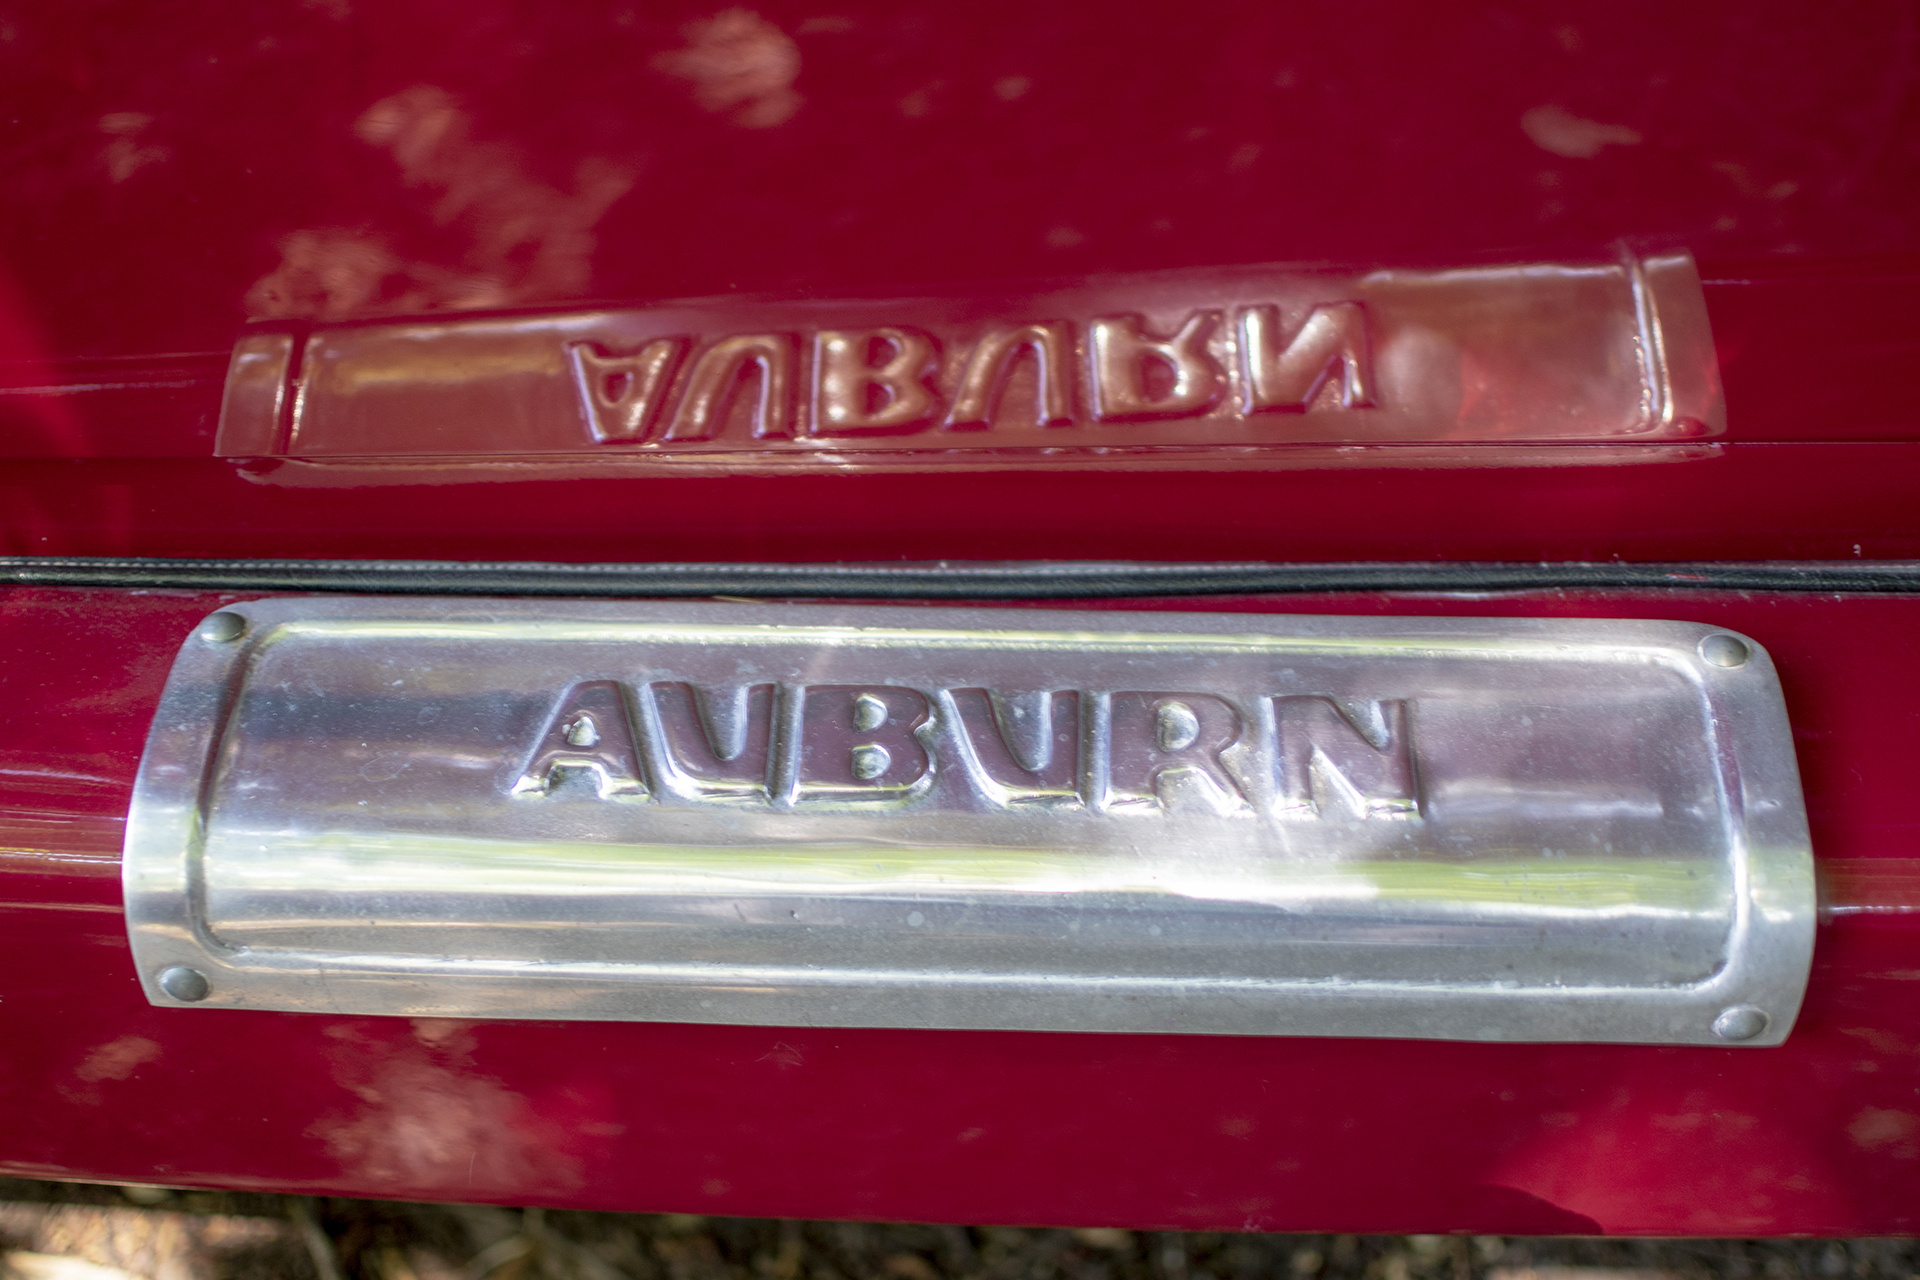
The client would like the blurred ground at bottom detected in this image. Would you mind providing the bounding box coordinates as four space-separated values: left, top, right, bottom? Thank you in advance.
0 1177 1912 1280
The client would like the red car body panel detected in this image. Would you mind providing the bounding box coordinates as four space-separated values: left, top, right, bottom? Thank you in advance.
3 586 1920 1235
5 0 1920 1236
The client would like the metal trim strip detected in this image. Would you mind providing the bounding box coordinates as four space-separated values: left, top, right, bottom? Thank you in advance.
12 556 1920 597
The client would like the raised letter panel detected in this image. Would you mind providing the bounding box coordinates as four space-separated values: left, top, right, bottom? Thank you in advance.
125 599 1810 1044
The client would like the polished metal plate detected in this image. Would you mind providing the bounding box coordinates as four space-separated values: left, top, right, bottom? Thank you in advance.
124 599 1813 1043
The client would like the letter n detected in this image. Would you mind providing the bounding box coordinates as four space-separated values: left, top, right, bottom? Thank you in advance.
1239 303 1374 412
512 681 647 800
1273 696 1416 819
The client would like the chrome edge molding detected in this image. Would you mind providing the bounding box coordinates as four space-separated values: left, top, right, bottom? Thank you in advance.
124 598 1814 1043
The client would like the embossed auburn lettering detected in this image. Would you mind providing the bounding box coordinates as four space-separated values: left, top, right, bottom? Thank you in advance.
514 679 1418 818
566 339 684 441
1087 312 1222 422
812 328 940 434
1239 303 1374 412
568 303 1377 444
944 322 1075 430
664 334 795 440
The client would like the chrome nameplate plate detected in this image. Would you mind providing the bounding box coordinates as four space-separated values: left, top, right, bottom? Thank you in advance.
214 252 1722 480
125 600 1811 1043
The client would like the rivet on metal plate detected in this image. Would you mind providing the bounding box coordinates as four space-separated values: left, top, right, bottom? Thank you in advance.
157 966 210 1002
197 611 247 643
1700 634 1751 668
1712 1005 1771 1042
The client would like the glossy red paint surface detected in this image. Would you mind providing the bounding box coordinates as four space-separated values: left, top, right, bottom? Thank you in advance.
3 6 1920 560
11 4 1920 355
8 0 1920 1236
2 585 1919 1234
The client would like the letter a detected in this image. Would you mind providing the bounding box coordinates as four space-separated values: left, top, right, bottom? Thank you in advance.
566 338 685 441
512 681 648 800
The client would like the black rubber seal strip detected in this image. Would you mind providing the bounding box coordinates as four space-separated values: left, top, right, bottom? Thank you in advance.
6 557 1920 598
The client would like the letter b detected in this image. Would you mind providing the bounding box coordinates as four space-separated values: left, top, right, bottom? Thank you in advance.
795 686 932 805
813 328 941 434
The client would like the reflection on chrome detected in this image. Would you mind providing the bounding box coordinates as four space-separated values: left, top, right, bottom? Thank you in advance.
217 251 1724 481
